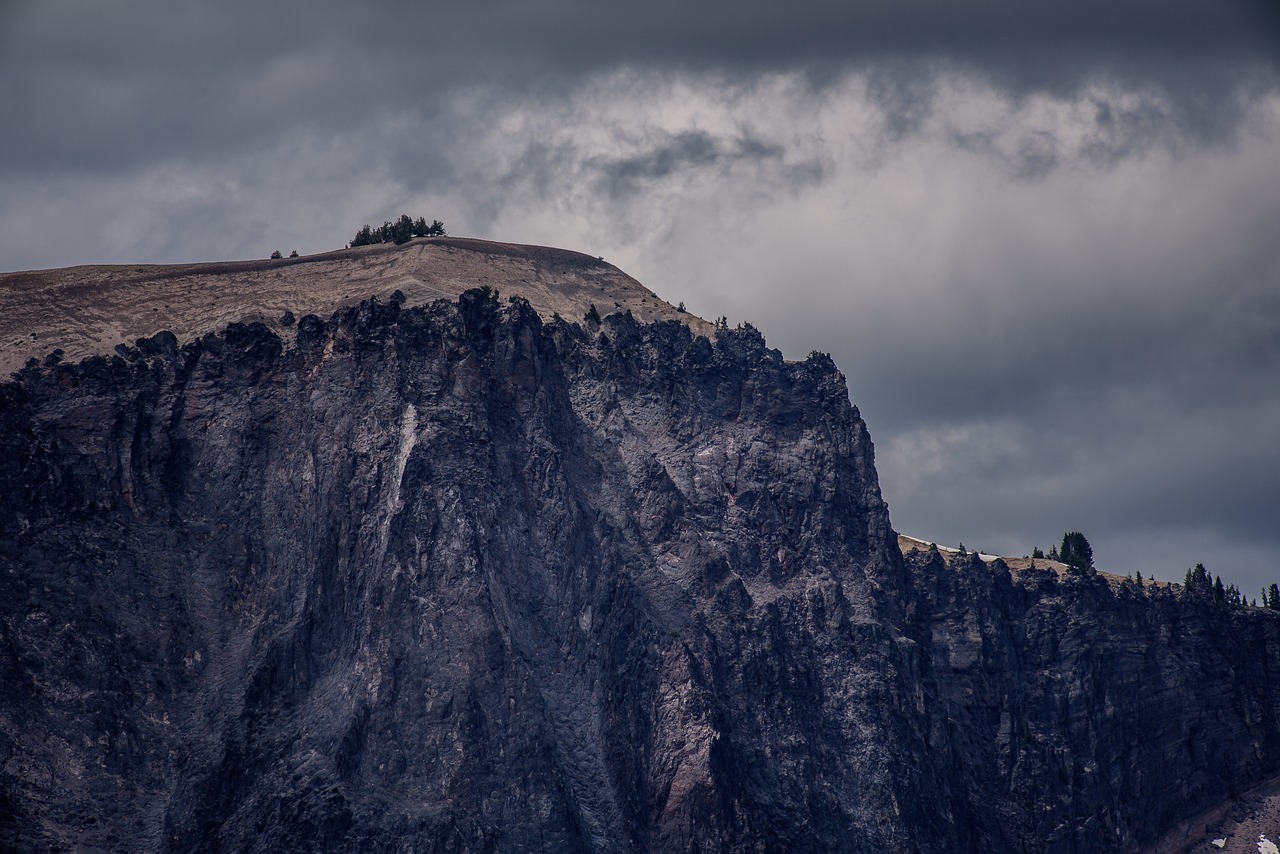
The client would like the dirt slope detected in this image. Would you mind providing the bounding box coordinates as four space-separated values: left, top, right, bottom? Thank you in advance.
0 237 710 377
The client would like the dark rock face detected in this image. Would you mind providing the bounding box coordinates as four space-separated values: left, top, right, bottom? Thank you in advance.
907 550 1280 853
2 289 1279 852
0 293 937 852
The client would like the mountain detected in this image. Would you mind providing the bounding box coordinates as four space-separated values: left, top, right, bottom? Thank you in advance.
3 238 1280 852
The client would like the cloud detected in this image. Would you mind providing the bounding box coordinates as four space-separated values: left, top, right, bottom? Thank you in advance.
1 0 1276 177
590 130 784 198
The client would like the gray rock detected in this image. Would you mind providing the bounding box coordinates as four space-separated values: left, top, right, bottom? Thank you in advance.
1 288 1278 852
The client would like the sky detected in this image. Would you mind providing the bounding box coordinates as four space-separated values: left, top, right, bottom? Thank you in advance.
2 0 1279 591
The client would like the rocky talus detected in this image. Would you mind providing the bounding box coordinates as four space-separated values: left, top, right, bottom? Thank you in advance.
2 285 1280 852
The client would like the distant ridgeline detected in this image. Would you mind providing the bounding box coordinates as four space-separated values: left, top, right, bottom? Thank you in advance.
350 215 446 247
1029 533 1265 609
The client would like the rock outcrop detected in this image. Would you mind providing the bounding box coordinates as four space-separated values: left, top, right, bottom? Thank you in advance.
904 547 1280 852
3 257 1280 852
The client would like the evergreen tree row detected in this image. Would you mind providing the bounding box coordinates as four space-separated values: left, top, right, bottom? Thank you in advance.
1181 562 1257 608
350 215 446 248
1021 532 1274 612
1263 582 1280 611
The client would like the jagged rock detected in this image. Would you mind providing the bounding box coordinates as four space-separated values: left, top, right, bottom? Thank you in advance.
903 547 1280 851
1 272 1279 852
0 290 926 852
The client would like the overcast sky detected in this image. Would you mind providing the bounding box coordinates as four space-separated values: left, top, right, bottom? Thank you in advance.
2 0 1278 591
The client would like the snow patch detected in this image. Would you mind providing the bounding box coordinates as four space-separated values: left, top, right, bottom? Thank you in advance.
1258 833 1278 854
935 544 1000 562
900 534 1002 563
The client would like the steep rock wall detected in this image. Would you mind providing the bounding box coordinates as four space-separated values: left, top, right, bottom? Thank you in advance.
4 288 1280 852
908 548 1280 852
1 292 945 852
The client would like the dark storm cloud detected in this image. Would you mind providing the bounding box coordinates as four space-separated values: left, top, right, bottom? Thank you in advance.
267 0 1280 68
2 0 1277 177
591 131 785 199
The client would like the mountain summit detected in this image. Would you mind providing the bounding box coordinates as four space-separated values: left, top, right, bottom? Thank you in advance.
0 237 708 377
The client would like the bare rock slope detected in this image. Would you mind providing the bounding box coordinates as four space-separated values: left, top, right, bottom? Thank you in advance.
3 242 1280 852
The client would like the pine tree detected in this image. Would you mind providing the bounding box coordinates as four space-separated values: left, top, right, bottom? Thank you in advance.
350 216 445 247
391 214 414 244
1183 564 1212 599
1060 531 1094 574
351 224 379 247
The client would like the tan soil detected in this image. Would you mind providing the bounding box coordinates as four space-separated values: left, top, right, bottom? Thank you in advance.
897 533 1174 589
0 237 713 377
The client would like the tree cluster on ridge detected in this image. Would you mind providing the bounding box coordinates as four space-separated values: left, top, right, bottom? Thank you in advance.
350 215 446 247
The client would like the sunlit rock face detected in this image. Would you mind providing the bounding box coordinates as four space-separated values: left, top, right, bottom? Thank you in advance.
2 283 1280 853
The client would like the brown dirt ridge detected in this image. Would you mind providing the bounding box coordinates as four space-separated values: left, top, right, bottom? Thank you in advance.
0 236 713 377
897 533 1176 588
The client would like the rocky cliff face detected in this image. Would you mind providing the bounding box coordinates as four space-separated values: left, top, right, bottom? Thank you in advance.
0 291 940 852
905 548 1280 852
2 280 1280 852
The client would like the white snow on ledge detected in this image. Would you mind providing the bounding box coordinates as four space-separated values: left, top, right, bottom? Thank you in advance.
899 535 1000 562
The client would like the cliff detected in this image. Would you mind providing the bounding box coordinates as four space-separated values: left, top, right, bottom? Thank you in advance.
2 244 1280 852
904 547 1280 852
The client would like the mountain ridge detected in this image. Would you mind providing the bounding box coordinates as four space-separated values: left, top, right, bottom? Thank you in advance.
0 237 712 377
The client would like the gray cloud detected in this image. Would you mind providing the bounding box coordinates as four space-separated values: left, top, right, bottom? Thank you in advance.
1 0 1276 177
1 1 1278 594
591 131 785 199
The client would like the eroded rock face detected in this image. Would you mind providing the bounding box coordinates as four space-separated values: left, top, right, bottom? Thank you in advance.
3 289 1280 853
906 549 1280 853
0 292 943 852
